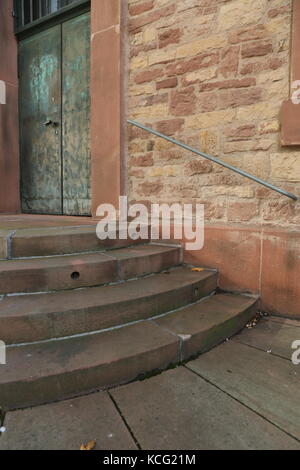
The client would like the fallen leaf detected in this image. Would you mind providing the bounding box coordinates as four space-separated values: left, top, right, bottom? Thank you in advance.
80 440 96 451
191 268 204 272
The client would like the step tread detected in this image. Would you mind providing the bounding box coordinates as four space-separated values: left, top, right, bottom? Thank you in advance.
155 293 258 334
0 266 214 318
6 224 150 258
0 244 177 270
0 293 258 410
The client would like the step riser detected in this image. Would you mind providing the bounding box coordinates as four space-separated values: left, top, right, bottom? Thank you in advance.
0 248 181 295
8 228 150 259
0 339 180 411
0 298 258 411
1 273 217 344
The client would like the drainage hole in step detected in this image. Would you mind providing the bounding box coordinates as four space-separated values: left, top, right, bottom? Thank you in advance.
194 287 199 298
71 272 80 280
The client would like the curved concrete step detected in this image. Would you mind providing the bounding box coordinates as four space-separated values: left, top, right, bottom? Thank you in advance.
0 267 218 344
0 244 181 295
0 293 258 410
1 225 149 259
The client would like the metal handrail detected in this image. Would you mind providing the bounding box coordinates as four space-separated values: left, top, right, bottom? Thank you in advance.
128 119 298 202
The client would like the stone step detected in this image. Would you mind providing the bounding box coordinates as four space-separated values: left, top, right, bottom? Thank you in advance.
0 224 150 259
0 244 181 295
0 267 218 344
0 293 258 410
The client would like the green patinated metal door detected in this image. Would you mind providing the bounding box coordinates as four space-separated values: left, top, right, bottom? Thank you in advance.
19 12 91 215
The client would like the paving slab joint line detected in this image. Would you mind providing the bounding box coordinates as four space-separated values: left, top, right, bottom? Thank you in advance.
107 391 142 450
183 364 300 445
232 337 292 363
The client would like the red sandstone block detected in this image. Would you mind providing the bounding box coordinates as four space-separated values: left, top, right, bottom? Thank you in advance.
198 92 218 112
219 88 262 109
185 159 213 176
240 57 284 75
227 201 259 222
159 28 181 49
129 4 176 31
131 153 154 167
166 52 219 76
170 86 197 116
155 118 184 136
219 46 240 78
224 124 256 140
138 181 163 197
241 40 273 59
129 0 154 17
135 68 164 84
156 77 178 90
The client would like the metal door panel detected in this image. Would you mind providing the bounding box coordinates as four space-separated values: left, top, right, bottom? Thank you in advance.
19 26 62 214
62 12 91 215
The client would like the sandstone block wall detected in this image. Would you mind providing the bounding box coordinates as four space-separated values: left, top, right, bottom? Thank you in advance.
127 0 299 227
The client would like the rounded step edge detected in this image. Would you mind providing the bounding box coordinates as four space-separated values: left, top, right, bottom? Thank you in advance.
0 267 218 344
0 293 259 411
0 244 182 295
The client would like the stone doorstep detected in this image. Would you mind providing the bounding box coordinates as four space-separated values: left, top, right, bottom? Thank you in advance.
0 244 181 294
0 267 218 344
0 224 151 258
0 293 258 411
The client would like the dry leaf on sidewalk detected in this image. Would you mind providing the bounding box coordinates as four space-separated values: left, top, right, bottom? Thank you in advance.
80 440 96 451
191 267 204 272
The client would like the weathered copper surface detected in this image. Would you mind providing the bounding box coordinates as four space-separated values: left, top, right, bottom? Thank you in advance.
19 26 62 214
62 12 91 215
19 12 91 215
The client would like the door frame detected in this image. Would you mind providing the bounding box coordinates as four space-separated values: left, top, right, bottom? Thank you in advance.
15 0 126 217
14 0 90 38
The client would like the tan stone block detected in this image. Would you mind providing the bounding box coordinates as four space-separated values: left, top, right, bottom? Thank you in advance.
130 55 148 70
154 139 175 151
186 109 236 129
147 165 180 177
130 83 155 96
256 68 287 85
177 0 199 13
128 140 147 154
224 139 273 153
144 27 156 43
259 120 280 134
148 49 176 66
176 35 226 59
132 32 144 46
131 103 169 119
184 67 217 84
191 14 214 26
199 130 219 156
266 16 291 35
237 103 278 121
218 0 267 31
202 185 255 198
264 80 289 101
270 153 300 182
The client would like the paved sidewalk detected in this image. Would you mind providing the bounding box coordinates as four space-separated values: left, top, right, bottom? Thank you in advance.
1 316 300 450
